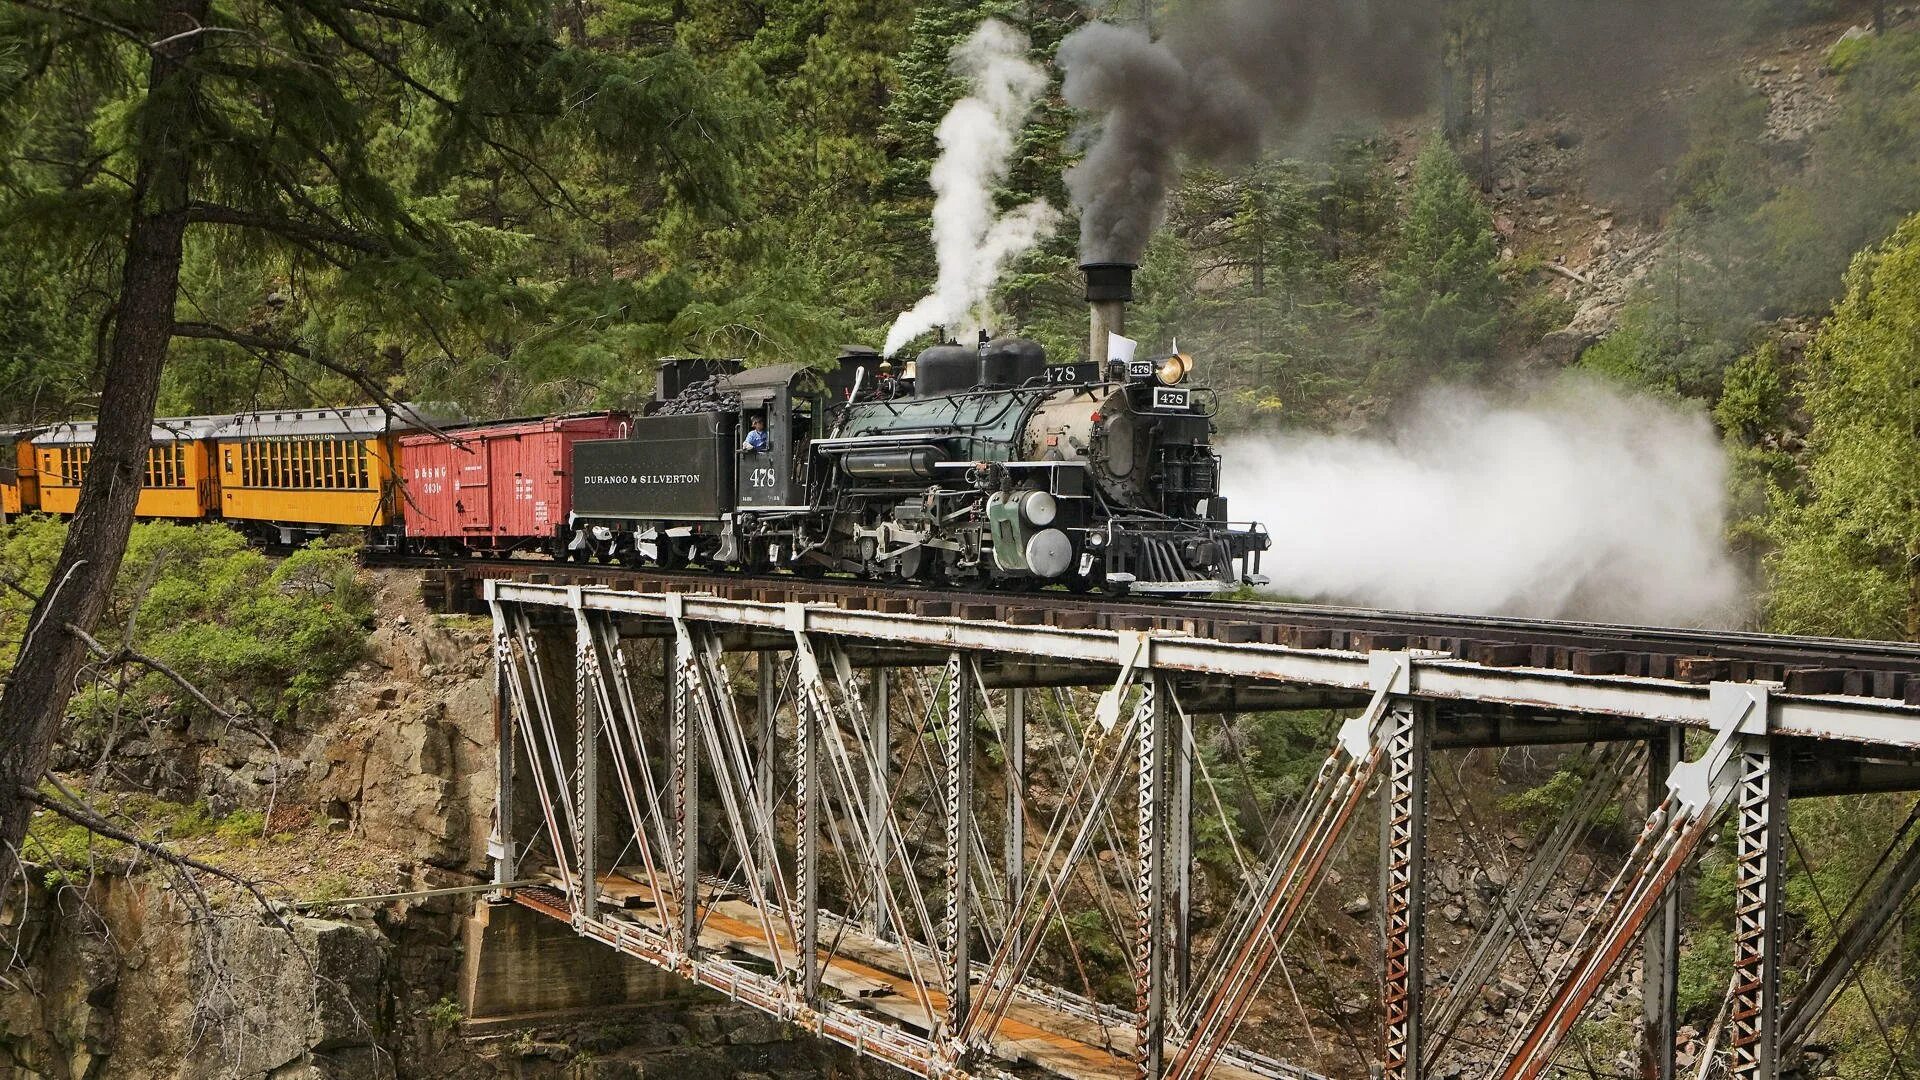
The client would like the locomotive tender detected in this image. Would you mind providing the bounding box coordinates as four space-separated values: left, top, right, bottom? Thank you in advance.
0 265 1269 596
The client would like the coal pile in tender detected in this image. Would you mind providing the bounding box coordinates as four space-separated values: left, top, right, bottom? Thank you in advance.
656 376 740 416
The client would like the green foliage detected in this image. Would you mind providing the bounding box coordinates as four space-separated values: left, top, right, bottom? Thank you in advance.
1763 212 1920 638
0 519 373 723
22 790 124 887
1608 28 1920 419
0 0 762 419
20 787 274 885
215 809 267 843
425 996 465 1032
1193 711 1338 880
304 872 358 905
1498 765 1624 835
1579 289 1743 402
1826 28 1877 74
1378 141 1505 384
1670 79 1774 220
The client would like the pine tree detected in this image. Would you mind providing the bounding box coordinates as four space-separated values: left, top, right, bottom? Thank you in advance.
1378 140 1505 384
0 0 742 886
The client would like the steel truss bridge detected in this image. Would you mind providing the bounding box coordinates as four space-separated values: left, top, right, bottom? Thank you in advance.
480 577 1920 1080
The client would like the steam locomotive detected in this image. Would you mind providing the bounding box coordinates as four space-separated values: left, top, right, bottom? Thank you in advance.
0 266 1269 596
564 263 1268 595
560 335 1268 594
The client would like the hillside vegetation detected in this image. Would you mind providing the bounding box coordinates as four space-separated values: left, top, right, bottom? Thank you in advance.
6 0 1920 635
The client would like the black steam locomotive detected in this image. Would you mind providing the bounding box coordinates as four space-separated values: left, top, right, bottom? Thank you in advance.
568 269 1268 596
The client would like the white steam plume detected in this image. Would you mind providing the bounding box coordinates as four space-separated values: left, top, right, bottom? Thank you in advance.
1221 381 1747 625
884 21 1059 358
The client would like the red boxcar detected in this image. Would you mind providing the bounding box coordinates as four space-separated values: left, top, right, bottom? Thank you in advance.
398 413 630 555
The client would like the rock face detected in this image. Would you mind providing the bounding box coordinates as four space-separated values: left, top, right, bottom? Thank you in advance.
1 879 390 1079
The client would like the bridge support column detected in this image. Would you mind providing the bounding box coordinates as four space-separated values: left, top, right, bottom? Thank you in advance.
1172 690 1193 1005
574 605 601 923
797 640 821 999
1729 736 1787 1080
871 667 892 940
669 618 699 954
1005 686 1025 927
489 609 517 891
1135 673 1170 1079
1643 728 1683 1080
943 652 975 1037
1380 701 1428 1080
757 651 779 907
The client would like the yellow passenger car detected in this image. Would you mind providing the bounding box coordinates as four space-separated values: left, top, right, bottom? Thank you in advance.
32 418 229 519
216 406 433 543
1 427 40 522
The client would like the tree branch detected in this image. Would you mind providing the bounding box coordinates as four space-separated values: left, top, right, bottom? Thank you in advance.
169 322 462 444
333 0 437 28
9 1 148 48
19 782 287 921
181 201 391 255
63 621 238 726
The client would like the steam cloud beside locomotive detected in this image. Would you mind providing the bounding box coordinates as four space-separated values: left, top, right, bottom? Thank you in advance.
0 265 1269 598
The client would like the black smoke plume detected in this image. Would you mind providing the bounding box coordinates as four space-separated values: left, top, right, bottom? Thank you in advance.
1061 0 1439 264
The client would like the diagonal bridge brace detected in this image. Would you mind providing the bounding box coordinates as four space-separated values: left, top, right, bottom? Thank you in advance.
1166 652 1416 1080
1497 682 1772 1080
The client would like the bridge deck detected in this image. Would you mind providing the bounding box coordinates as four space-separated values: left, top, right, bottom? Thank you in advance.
516 871 1279 1080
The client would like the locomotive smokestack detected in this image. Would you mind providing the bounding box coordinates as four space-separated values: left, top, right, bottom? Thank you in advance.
1082 262 1135 366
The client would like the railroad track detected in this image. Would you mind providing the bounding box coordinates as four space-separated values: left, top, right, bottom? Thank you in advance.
389 555 1920 704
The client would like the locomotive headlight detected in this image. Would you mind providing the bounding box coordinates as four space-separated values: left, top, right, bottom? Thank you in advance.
1155 353 1194 386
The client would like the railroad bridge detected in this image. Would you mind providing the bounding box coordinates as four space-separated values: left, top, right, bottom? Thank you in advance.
467 568 1920 1080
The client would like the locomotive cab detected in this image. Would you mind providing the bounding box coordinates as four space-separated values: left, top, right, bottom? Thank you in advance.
732 367 814 511
569 363 825 569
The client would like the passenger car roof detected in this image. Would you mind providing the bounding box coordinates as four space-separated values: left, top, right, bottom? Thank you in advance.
219 403 453 440
33 416 238 446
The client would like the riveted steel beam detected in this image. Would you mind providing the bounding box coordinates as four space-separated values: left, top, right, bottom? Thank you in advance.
488 604 518 892
1380 702 1429 1080
944 651 976 1044
485 583 1920 749
573 599 601 924
1136 674 1170 1079
872 666 893 940
1728 738 1786 1080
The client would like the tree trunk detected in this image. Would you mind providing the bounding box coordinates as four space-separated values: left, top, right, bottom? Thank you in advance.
1874 0 1887 34
0 0 206 886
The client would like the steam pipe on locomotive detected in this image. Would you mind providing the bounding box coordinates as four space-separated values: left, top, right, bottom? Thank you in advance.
562 263 1270 596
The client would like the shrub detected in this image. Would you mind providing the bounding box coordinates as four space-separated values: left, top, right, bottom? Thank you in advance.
0 520 374 726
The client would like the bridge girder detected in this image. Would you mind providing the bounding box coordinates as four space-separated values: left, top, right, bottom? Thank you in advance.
481 582 1920 1080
